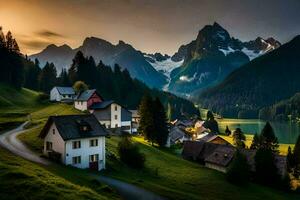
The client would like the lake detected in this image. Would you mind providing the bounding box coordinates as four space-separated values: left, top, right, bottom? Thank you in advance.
217 118 300 144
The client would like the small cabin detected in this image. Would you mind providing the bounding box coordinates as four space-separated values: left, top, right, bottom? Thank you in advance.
50 87 76 102
74 89 103 111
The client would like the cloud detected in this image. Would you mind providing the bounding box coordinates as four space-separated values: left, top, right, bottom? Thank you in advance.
20 39 51 49
35 30 65 38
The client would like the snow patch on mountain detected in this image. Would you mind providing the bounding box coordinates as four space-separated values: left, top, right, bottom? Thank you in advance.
144 55 183 78
219 47 235 56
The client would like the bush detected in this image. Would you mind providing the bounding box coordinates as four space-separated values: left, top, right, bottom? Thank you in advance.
118 136 145 169
226 150 250 185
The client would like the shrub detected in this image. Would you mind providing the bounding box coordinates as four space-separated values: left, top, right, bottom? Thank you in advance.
226 150 250 185
118 136 145 169
37 93 49 102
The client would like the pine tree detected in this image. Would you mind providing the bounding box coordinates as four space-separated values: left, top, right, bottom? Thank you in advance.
138 94 155 143
225 126 231 136
233 128 246 148
294 135 300 167
153 97 169 147
260 122 279 153
59 69 70 86
254 148 281 186
287 146 294 172
5 31 13 51
250 133 261 150
0 26 5 48
226 150 250 185
68 51 85 84
38 62 57 93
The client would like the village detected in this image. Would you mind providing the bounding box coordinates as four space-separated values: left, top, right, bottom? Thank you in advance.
44 85 289 178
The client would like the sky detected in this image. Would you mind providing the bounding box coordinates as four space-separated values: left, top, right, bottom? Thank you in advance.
0 0 299 55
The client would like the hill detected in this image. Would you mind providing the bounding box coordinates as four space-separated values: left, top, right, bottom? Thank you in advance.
198 35 300 118
259 93 300 121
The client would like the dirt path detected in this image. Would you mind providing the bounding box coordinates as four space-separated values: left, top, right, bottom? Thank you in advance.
0 123 166 200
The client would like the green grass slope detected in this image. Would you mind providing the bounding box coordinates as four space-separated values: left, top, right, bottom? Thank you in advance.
104 136 300 200
0 84 48 130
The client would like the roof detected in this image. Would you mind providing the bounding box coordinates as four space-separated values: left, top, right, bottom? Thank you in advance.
75 89 99 101
204 146 235 167
39 114 108 141
90 100 114 109
169 126 185 143
129 110 139 118
182 141 226 161
54 87 75 95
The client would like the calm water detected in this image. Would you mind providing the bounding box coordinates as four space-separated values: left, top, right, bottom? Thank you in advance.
217 118 300 144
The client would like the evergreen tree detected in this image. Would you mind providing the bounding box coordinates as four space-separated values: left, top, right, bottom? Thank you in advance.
260 122 279 153
5 31 14 51
226 150 250 185
38 62 57 93
225 126 231 136
287 146 294 172
0 26 5 48
59 69 70 86
232 128 246 148
250 133 261 150
23 58 41 90
138 94 155 143
68 51 85 84
294 135 300 167
153 97 169 147
203 110 219 133
254 148 280 186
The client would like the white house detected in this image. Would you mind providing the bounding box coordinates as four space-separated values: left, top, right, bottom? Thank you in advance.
74 89 103 111
50 87 76 102
89 100 132 133
39 114 108 171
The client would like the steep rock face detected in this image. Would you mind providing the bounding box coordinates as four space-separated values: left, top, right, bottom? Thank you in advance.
198 35 300 119
167 22 280 95
30 37 167 88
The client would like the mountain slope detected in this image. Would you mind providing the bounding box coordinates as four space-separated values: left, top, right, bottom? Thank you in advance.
167 22 280 95
198 35 300 118
30 37 167 89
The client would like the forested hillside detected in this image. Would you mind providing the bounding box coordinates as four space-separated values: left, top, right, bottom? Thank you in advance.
0 28 199 120
198 35 300 119
259 93 300 121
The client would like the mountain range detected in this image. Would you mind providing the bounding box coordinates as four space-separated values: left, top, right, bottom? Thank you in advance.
167 22 281 95
30 22 280 95
198 35 300 119
30 38 167 89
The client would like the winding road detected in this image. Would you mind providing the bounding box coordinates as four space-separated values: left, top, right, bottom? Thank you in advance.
0 122 165 200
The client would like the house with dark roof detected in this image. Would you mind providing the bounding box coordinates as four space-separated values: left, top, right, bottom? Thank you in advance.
89 100 132 133
74 89 103 111
182 141 287 176
50 86 76 102
197 133 231 145
39 114 108 171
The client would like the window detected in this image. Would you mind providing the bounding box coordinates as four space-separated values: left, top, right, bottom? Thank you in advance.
72 141 81 149
90 139 98 147
115 124 118 128
115 105 118 111
52 129 55 135
89 154 99 162
46 141 52 151
114 115 118 120
72 156 81 164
